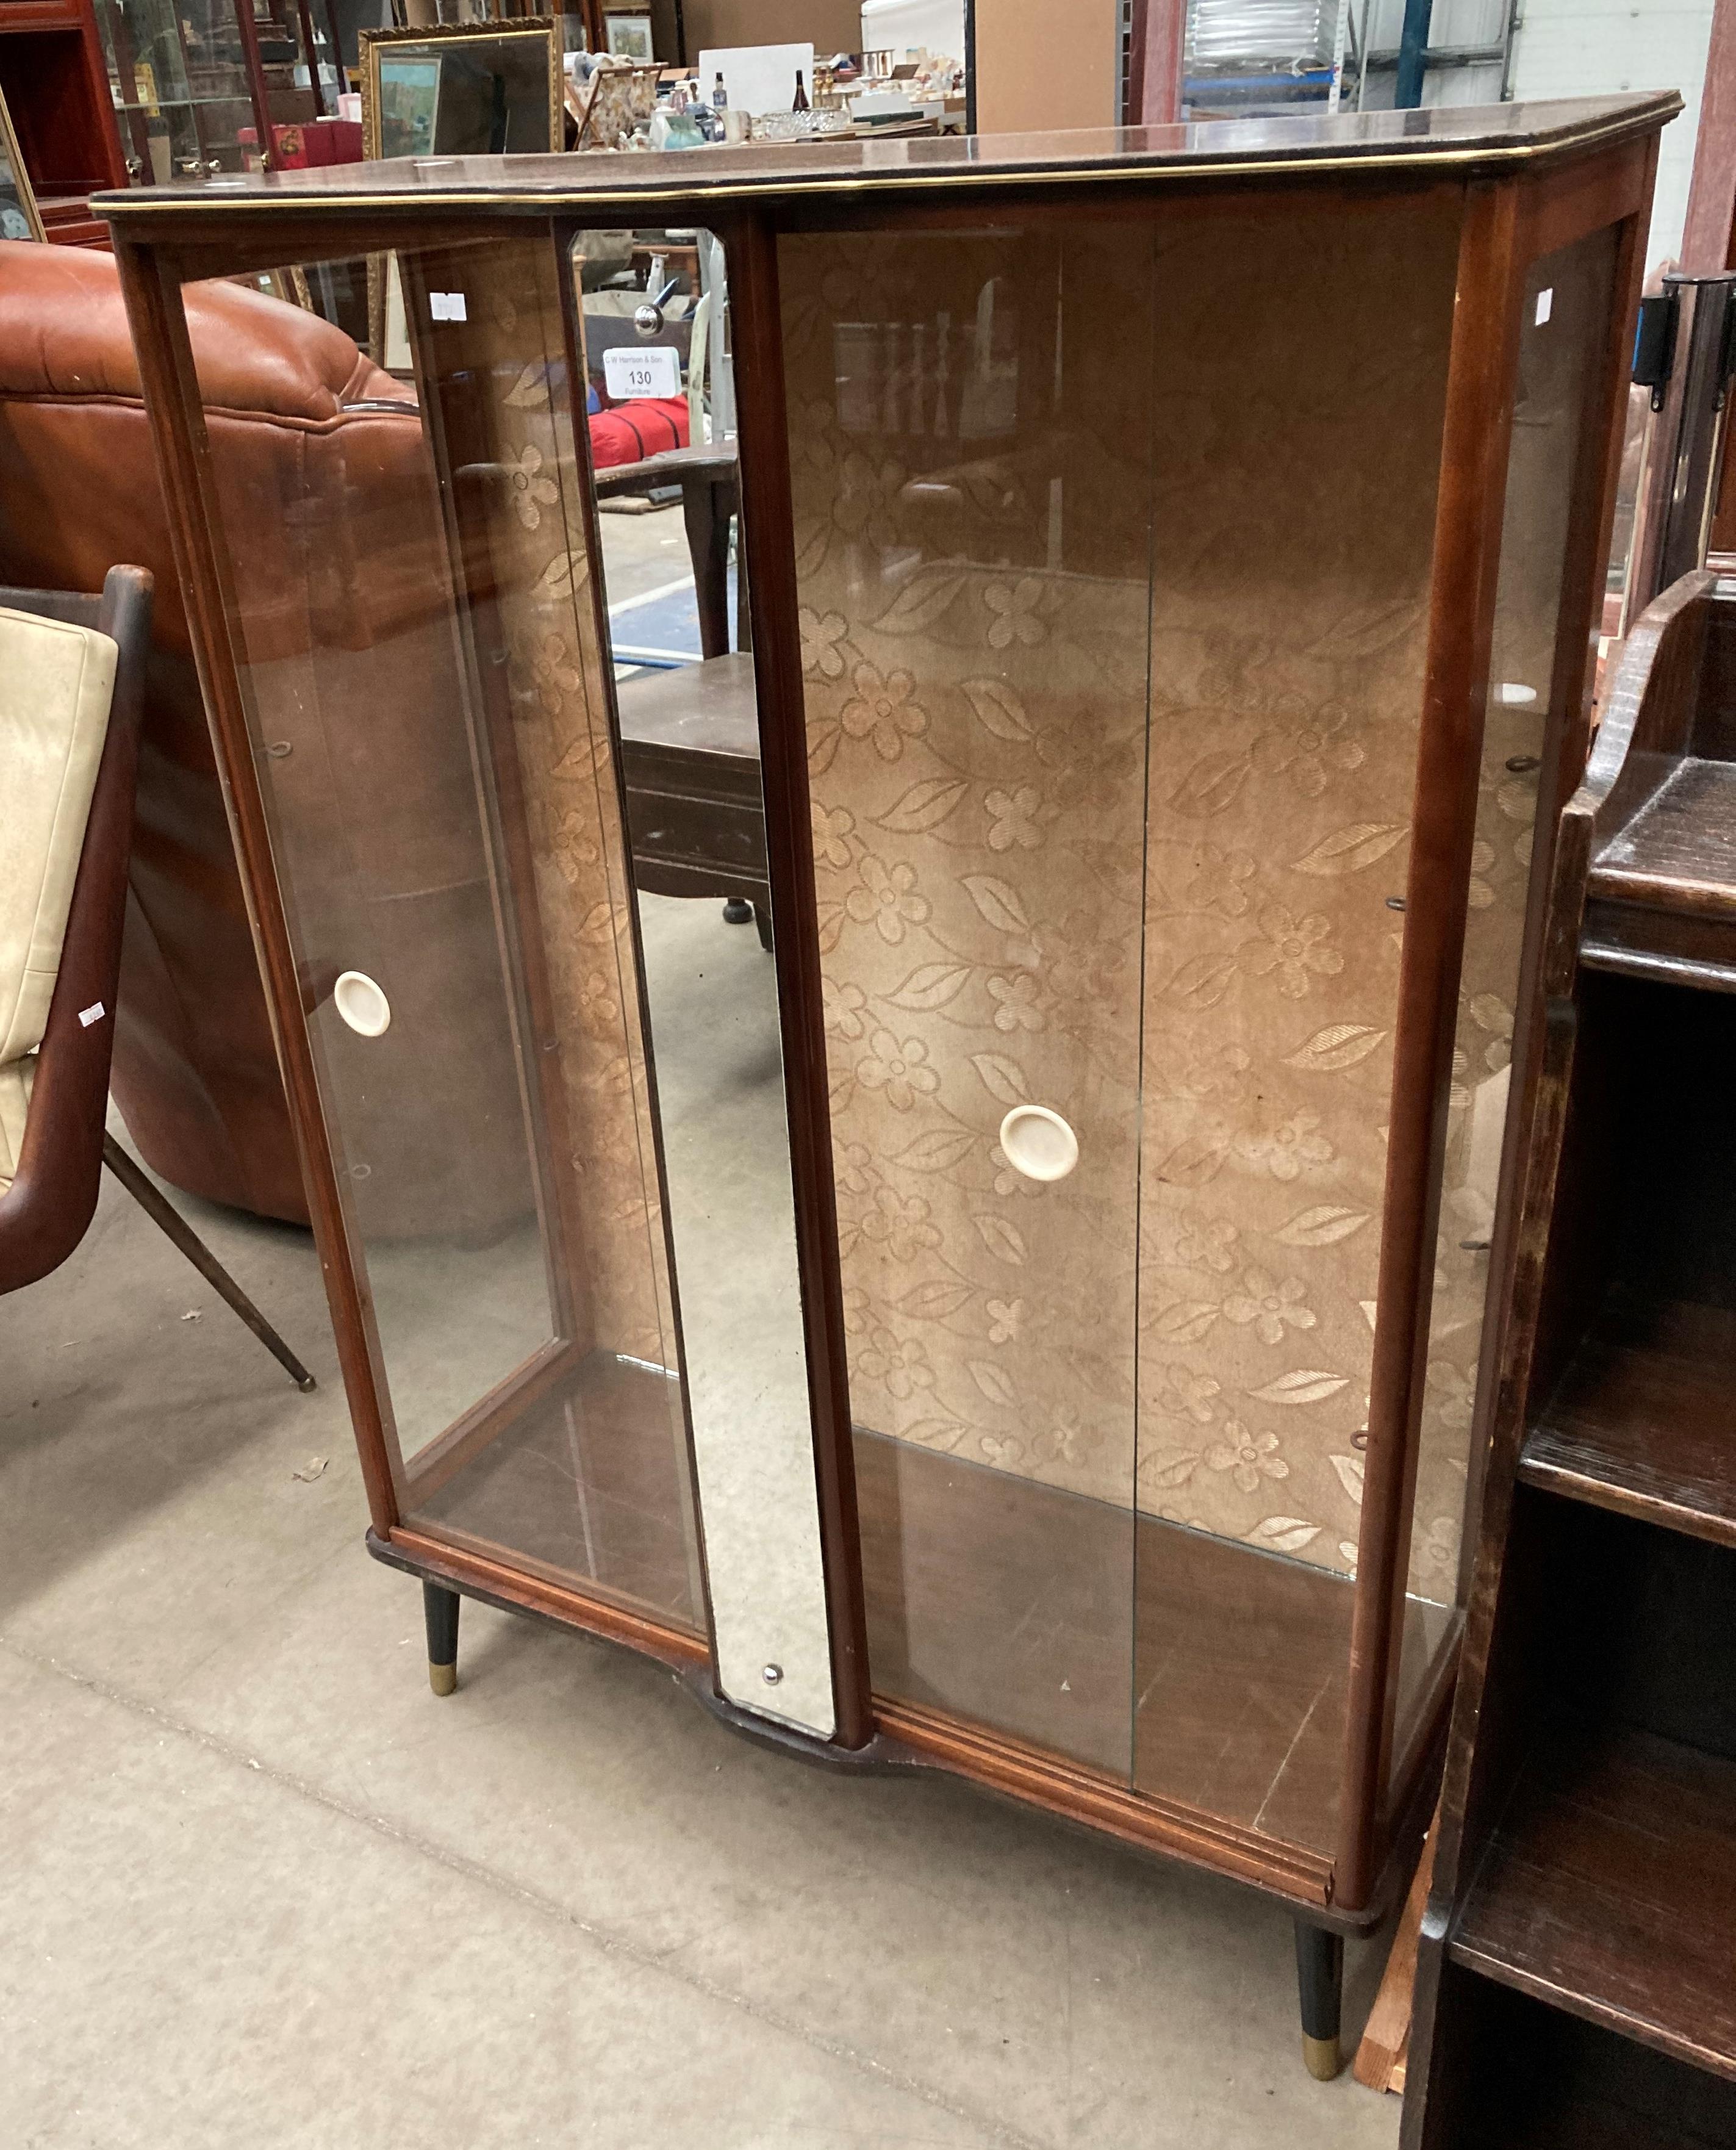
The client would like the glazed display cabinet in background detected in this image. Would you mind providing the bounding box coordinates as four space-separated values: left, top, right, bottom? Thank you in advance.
97 93 1673 2071
0 0 348 243
95 0 345 181
0 0 129 240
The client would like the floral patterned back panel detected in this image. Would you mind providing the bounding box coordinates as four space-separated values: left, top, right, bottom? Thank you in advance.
783 196 1471 1598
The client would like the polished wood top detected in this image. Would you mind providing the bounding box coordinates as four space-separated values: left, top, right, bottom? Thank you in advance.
96 95 1679 229
616 652 759 761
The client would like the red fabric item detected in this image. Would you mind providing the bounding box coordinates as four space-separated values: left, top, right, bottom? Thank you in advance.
588 395 689 469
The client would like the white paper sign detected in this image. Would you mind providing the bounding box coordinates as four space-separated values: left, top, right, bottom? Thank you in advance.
429 290 467 322
604 344 682 401
698 41 814 118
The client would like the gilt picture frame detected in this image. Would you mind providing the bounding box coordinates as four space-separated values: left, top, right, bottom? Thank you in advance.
360 21 564 161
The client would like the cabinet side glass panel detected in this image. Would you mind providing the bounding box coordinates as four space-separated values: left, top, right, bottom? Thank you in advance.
185 237 704 1635
1394 225 1623 1761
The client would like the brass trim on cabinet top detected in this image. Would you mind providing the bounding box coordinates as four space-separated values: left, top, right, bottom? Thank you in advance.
93 93 1680 229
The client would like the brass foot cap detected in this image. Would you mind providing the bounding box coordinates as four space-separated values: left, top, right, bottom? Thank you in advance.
1302 2034 1341 2082
429 1660 457 1697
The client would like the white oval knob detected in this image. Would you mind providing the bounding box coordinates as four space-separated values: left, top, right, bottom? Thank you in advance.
333 970 391 1037
999 1104 1078 1183
1494 681 1538 706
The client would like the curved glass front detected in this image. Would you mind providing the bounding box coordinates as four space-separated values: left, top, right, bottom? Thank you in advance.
187 234 703 1636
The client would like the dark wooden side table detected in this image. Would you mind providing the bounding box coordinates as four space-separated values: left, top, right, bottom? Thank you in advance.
597 444 769 938
594 443 744 658
614 651 770 943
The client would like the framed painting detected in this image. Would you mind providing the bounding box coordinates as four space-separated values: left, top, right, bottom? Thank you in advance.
603 10 655 60
360 21 564 160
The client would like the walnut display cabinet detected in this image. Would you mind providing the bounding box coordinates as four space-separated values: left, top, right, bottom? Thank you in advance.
97 93 1673 2076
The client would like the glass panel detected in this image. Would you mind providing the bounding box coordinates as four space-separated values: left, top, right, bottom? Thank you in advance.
573 228 834 1737
1396 226 1623 1758
783 221 1157 1780
1130 194 1459 1854
787 189 1463 1842
186 234 703 1634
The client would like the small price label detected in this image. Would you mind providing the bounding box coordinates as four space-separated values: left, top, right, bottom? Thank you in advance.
604 345 682 400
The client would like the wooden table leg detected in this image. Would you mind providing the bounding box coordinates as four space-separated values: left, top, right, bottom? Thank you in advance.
683 471 734 659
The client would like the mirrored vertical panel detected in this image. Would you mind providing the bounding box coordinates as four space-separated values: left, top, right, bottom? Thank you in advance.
188 235 703 1635
1394 225 1622 1763
573 227 834 1738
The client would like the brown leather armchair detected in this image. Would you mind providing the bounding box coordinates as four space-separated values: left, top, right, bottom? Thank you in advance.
0 239 528 1241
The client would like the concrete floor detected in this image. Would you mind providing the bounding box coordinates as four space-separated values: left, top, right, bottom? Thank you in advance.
1 1153 1403 2149
1 506 1406 2148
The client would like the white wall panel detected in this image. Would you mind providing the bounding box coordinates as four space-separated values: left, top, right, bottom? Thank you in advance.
1511 0 1715 265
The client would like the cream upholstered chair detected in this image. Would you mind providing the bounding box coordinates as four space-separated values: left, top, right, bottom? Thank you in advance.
0 566 312 1389
0 604 115 1194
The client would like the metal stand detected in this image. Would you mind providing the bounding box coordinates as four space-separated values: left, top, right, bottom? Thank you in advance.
101 1133 316 1391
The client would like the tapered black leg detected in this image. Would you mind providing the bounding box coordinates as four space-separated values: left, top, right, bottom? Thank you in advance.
753 901 773 952
1294 1918 1344 2080
423 1580 459 1697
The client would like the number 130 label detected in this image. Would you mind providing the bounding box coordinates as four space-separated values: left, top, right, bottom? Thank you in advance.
603 345 682 400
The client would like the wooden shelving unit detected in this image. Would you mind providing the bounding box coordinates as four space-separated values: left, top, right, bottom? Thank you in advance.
0 0 127 244
1519 1290 1736 1548
1402 570 1736 2148
1452 1722 1736 2077
1435 1983 1736 2150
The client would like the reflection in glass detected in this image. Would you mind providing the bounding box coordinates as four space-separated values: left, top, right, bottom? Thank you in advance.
575 228 835 1738
188 235 702 1633
96 0 342 180
787 190 1466 1849
1396 227 1621 1748
362 26 562 159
